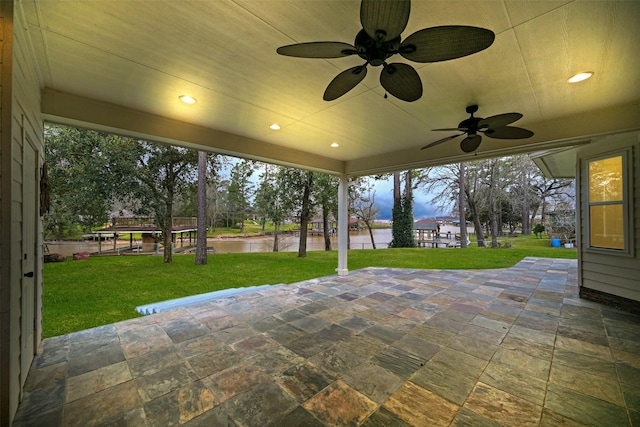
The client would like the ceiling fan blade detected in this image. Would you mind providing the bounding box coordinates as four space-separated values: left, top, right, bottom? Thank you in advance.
460 134 482 153
360 0 410 42
323 65 368 101
479 112 522 129
380 63 422 102
421 133 464 150
399 26 495 63
277 42 357 58
433 127 468 132
484 126 534 139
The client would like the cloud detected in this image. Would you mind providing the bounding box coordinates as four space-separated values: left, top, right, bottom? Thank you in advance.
372 178 445 220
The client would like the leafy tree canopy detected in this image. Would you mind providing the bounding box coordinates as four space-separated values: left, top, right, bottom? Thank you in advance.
44 124 141 237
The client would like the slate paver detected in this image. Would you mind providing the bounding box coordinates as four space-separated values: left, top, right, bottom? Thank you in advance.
12 257 639 427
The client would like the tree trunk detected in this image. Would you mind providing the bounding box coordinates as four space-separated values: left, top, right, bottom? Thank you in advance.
466 191 485 247
366 222 377 249
404 171 415 247
393 172 401 199
490 204 499 248
404 170 412 198
163 224 173 263
458 163 468 248
530 203 539 232
272 223 280 252
521 169 531 235
163 182 174 262
298 171 313 258
391 172 400 248
322 204 331 250
487 160 499 248
195 151 208 264
540 196 547 228
488 190 499 248
488 194 499 248
391 171 416 248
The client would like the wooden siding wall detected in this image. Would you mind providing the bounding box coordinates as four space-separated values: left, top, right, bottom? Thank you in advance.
0 6 10 424
577 131 640 302
0 1 44 424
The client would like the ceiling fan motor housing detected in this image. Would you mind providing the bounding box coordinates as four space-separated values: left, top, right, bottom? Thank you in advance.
458 117 482 134
355 29 400 66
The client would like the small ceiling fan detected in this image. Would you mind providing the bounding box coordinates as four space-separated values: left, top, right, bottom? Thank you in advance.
421 105 534 153
276 0 495 102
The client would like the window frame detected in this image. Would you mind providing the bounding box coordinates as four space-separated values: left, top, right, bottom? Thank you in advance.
585 149 632 256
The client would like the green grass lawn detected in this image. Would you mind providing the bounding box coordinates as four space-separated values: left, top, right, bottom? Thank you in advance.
43 238 576 338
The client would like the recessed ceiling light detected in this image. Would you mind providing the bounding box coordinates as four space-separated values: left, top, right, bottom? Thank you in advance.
179 95 197 104
330 142 340 148
568 72 593 83
269 124 281 130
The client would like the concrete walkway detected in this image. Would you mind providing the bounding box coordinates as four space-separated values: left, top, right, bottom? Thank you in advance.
13 257 640 426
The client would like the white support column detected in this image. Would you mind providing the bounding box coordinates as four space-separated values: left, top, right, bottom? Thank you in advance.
337 173 349 276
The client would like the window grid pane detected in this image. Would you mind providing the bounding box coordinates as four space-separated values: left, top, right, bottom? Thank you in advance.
589 204 624 249
587 154 625 251
588 156 623 202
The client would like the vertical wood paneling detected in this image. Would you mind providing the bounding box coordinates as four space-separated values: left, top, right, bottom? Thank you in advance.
1 1 44 424
0 3 15 424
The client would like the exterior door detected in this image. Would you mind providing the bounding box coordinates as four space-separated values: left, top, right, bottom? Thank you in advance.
20 138 37 389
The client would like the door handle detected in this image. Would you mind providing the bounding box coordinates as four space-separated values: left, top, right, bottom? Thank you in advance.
24 272 34 278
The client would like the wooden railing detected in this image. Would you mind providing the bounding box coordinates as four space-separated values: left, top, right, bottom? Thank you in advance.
111 217 197 227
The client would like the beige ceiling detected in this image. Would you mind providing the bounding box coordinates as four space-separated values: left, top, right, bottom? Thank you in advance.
20 0 640 176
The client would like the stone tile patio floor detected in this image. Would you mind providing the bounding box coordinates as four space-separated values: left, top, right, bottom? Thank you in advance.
13 257 640 426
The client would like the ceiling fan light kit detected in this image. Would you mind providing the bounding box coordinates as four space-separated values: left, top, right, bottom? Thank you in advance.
276 0 495 102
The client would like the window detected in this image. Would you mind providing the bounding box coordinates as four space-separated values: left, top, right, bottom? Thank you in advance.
587 153 626 250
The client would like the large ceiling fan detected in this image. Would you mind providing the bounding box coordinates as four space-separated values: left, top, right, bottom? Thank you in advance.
421 105 534 153
276 0 495 102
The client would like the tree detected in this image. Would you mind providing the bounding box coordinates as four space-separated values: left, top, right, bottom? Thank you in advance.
418 161 491 247
296 170 315 258
389 171 415 248
352 177 380 249
533 223 545 239
314 173 339 250
195 151 208 265
461 161 485 247
133 141 198 263
44 124 140 237
458 162 468 248
416 163 472 247
254 166 270 233
227 159 255 232
271 167 316 256
486 158 503 248
532 178 574 227
254 165 293 252
207 177 229 229
501 155 543 235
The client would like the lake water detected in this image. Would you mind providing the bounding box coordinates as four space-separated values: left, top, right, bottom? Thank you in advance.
46 225 474 256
